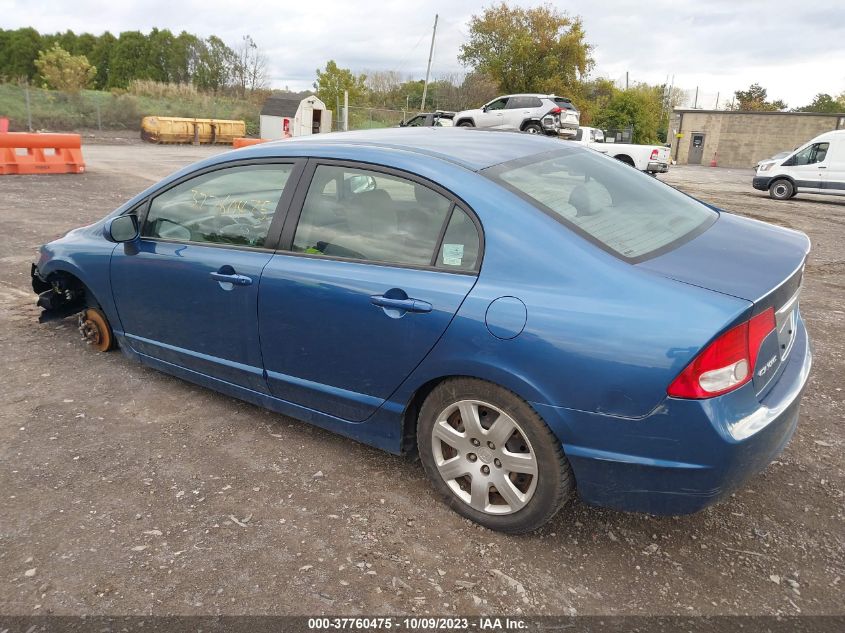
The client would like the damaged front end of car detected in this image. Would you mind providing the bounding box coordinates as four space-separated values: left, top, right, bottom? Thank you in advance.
31 262 88 323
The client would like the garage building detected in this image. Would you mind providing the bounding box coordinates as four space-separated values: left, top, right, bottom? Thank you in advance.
668 109 845 168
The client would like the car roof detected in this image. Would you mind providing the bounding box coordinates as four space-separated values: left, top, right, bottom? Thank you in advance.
236 127 571 172
499 94 571 100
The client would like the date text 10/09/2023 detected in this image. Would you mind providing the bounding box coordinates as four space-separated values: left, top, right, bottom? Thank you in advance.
307 617 528 631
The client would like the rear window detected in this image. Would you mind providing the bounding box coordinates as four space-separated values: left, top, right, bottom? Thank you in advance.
553 98 577 111
485 149 716 261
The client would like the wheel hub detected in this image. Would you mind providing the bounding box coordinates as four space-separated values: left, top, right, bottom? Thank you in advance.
79 315 102 345
430 399 538 515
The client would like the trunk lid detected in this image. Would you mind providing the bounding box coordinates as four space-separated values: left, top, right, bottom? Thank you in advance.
639 211 809 397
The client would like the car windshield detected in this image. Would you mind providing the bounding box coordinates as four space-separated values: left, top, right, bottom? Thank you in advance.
485 149 716 261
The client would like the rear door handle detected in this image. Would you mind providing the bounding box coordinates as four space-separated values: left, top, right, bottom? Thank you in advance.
370 295 432 313
210 272 252 286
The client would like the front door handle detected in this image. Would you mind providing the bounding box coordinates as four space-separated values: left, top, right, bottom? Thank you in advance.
370 295 432 313
210 271 252 286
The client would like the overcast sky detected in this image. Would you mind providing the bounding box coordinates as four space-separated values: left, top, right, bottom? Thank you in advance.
4 0 844 108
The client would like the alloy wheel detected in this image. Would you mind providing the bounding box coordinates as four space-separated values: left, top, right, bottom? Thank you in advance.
430 399 538 515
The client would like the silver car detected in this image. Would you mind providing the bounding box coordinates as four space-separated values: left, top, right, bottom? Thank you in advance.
453 94 580 137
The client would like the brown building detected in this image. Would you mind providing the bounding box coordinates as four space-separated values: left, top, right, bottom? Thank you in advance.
668 109 845 168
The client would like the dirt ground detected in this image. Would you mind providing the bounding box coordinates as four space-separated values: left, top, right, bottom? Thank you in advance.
0 144 842 617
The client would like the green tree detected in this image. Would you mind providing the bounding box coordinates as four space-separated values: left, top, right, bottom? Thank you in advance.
794 93 844 113
574 77 617 125
593 85 663 144
88 32 116 89
0 28 43 80
146 28 176 82
732 83 786 111
108 31 151 88
194 35 236 91
459 3 592 96
314 60 367 112
34 43 96 93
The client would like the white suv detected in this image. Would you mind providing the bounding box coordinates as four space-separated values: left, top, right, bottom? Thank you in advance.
453 94 580 137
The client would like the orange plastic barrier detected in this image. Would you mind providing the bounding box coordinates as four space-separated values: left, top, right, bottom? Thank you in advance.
0 133 85 175
233 137 270 149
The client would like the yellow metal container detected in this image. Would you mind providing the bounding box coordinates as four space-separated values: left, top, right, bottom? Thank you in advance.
140 116 246 145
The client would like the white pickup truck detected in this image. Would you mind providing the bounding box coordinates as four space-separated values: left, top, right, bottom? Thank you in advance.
569 126 670 175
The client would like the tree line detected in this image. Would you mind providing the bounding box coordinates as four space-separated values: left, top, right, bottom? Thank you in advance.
3 4 842 139
0 27 267 94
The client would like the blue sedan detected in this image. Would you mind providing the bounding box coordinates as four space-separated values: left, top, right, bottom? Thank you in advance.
32 128 812 533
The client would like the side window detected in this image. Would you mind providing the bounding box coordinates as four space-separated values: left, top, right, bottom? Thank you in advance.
790 143 829 166
436 208 481 272
293 165 453 266
507 97 526 109
486 98 508 111
143 164 292 247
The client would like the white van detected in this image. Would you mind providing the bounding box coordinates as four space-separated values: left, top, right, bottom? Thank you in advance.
753 129 845 200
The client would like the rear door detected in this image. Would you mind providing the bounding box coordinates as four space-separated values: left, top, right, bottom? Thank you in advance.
257 161 483 421
111 161 301 392
504 96 540 129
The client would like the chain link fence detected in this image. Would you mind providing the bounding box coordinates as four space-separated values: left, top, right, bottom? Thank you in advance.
332 106 409 132
0 82 260 134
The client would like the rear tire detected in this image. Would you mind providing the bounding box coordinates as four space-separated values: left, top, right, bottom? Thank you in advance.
522 123 543 135
614 155 636 167
457 121 474 128
769 179 794 200
417 378 574 534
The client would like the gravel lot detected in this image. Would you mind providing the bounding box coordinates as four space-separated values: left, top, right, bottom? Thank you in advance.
0 142 842 617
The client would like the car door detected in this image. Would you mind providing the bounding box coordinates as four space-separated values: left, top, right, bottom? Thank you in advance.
504 96 539 129
257 161 483 422
819 140 845 195
111 161 302 392
476 97 509 129
784 142 827 193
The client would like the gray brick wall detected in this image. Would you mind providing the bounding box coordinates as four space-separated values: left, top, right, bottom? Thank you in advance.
667 110 845 168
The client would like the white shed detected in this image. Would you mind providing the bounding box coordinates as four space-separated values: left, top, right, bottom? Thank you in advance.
259 95 332 139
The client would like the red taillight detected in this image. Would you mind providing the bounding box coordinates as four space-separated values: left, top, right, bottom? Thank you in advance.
667 308 775 399
549 106 562 115
650 149 659 160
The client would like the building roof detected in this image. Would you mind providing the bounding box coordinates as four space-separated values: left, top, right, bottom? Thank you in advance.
260 96 303 118
240 127 573 171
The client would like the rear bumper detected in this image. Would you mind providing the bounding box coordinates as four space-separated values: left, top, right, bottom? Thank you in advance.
533 316 812 515
753 176 772 191
647 161 669 173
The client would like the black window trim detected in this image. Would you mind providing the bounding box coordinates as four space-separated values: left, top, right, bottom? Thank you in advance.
483 148 717 264
276 158 485 275
132 158 308 253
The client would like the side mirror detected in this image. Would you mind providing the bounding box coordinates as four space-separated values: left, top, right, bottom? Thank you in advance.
104 215 139 243
347 174 376 194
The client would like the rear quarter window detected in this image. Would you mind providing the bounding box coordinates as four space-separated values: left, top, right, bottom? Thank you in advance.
485 149 716 261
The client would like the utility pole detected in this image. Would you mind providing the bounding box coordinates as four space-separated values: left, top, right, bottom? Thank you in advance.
343 90 349 132
714 91 720 110
420 14 438 112
625 71 629 90
693 86 699 109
